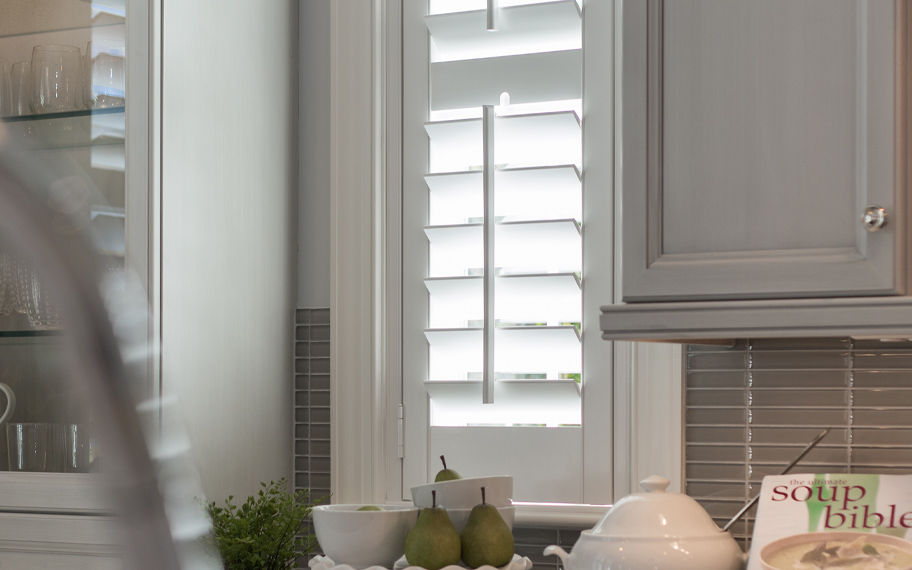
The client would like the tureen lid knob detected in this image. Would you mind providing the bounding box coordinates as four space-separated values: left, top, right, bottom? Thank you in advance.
639 475 670 493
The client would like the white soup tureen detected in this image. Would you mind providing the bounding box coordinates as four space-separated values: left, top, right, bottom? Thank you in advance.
544 475 747 570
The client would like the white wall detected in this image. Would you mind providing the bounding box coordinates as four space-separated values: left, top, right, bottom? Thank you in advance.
298 1 332 308
161 0 297 502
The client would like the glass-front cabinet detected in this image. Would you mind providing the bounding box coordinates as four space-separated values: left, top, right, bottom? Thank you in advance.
0 0 137 566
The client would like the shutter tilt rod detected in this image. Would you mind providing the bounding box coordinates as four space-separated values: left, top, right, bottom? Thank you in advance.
486 0 498 31
482 105 496 404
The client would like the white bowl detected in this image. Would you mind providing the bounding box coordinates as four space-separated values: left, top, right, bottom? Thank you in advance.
312 504 419 569
443 505 515 534
411 476 513 509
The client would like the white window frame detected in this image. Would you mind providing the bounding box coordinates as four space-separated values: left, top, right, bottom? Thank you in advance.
328 0 683 525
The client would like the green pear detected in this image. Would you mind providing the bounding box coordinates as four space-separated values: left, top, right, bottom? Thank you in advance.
404 491 461 570
434 455 462 482
356 505 384 511
460 487 514 568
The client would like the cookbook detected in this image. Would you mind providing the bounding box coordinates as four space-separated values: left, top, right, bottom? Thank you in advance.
748 473 912 570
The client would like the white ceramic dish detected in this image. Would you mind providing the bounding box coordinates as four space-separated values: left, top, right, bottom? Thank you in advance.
544 475 746 570
312 504 419 570
307 553 534 570
410 476 512 509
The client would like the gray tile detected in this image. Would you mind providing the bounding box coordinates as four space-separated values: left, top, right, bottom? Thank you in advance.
557 529 581 548
750 370 849 389
686 340 748 352
295 391 309 407
296 309 311 324
749 351 849 370
686 407 746 425
313 308 330 324
296 326 310 341
311 408 331 424
295 441 309 456
311 474 331 489
687 371 747 388
854 370 912 388
311 341 330 358
311 440 331 457
294 359 309 374
295 343 310 358
515 542 560 565
854 353 912 370
686 388 746 407
512 527 559 546
295 408 310 423
749 338 851 351
311 424 331 440
852 388 912 407
311 358 330 374
687 352 750 371
853 338 912 351
295 424 309 439
311 457 331 473
312 325 330 341
311 375 330 390
311 391 330 407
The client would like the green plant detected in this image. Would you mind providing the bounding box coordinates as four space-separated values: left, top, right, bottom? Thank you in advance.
203 478 326 570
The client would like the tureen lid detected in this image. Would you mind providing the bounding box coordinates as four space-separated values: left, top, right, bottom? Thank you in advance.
590 475 725 539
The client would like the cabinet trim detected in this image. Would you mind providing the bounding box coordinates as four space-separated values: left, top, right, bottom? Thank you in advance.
601 295 912 341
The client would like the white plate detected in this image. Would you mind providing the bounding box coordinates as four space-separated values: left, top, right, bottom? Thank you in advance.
308 553 533 570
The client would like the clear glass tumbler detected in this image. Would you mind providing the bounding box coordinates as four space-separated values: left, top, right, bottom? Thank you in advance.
10 61 30 116
7 423 64 472
85 40 125 109
0 59 11 117
16 262 61 329
29 44 81 114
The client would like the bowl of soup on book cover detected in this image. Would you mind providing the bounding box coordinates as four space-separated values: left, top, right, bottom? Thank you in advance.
760 531 912 570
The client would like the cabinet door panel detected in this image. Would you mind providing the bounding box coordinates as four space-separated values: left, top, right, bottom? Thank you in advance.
621 0 906 301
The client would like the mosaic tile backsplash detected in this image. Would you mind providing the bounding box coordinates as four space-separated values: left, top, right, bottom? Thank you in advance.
295 307 331 556
685 338 912 550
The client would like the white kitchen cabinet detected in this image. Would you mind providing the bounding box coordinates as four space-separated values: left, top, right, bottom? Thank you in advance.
601 0 912 341
0 1 134 566
0 0 297 563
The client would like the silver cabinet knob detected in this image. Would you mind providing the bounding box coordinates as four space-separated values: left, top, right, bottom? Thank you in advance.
862 206 887 232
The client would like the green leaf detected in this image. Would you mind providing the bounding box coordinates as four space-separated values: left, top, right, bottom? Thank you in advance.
200 478 329 570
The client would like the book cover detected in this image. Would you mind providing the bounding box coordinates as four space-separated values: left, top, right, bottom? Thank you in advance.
747 473 912 570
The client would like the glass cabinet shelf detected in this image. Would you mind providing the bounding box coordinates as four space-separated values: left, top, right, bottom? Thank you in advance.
2 107 125 150
0 330 63 338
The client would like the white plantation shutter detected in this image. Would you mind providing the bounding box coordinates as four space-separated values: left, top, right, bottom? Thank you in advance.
401 0 603 504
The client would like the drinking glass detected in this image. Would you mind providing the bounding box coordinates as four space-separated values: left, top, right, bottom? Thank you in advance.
85 40 125 109
61 423 91 473
29 44 81 114
16 262 61 329
10 62 30 116
0 59 11 117
0 251 14 315
7 423 63 472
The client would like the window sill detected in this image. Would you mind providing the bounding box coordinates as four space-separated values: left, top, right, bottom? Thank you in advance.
382 501 609 530
512 502 609 529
